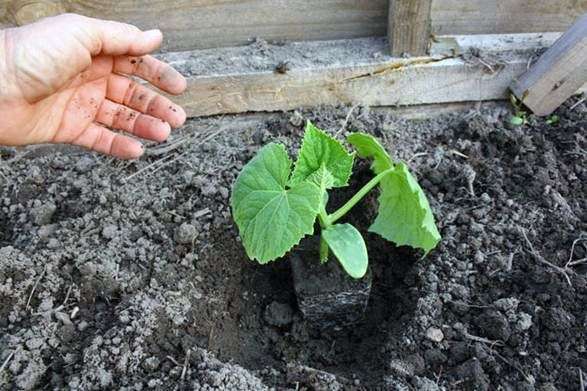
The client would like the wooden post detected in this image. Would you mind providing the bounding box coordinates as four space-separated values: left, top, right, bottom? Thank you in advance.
388 0 432 56
511 13 587 116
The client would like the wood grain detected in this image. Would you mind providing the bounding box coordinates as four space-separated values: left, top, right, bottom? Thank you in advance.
1 1 584 51
431 0 587 35
511 13 587 116
156 36 586 117
63 0 388 52
389 0 432 56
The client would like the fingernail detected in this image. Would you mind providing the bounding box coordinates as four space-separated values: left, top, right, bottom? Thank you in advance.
143 29 162 40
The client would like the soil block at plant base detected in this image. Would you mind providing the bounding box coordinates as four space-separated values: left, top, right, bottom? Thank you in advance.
290 238 372 328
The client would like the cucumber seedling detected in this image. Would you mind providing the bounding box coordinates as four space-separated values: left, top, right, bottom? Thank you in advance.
230 122 441 279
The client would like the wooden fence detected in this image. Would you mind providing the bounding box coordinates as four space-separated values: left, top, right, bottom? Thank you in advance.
1 0 585 116
1 0 585 52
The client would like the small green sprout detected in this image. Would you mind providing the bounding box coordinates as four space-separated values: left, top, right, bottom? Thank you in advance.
508 94 528 127
546 115 559 125
230 122 441 279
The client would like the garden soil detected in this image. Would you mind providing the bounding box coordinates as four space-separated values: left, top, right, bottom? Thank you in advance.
0 98 585 390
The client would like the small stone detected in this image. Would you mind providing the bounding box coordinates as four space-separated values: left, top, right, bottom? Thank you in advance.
47 238 60 249
182 171 195 185
142 357 160 372
264 301 294 327
38 297 54 312
192 176 206 188
288 111 304 127
493 297 520 312
77 321 89 331
200 183 217 197
38 224 57 240
119 311 130 324
25 337 45 350
102 224 118 240
55 312 72 325
426 327 444 342
31 202 56 225
389 359 414 377
480 193 492 203
68 377 81 389
516 313 533 332
218 187 230 199
175 223 198 244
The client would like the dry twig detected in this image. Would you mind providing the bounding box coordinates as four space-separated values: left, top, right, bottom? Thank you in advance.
0 350 15 373
336 104 360 136
566 235 587 268
464 332 504 348
520 228 572 287
26 266 47 311
570 96 585 111
180 348 191 383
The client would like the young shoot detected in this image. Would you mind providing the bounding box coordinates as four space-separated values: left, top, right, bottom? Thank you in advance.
230 122 441 279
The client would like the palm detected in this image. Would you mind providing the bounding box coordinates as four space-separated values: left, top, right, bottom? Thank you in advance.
1 14 187 159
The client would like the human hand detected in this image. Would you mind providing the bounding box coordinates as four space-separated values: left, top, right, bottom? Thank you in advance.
0 13 187 159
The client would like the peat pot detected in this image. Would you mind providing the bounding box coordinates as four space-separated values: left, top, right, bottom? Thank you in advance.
290 237 372 329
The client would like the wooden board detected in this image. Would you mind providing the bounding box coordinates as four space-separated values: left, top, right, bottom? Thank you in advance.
1 1 585 51
157 36 586 118
431 0 587 35
1 0 388 52
511 14 587 116
388 0 432 56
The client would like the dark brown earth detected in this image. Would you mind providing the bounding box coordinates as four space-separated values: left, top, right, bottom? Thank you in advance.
0 97 585 390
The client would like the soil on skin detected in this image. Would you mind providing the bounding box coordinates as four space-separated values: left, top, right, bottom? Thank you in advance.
0 97 585 390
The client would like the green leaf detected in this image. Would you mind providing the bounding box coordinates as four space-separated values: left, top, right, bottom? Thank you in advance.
289 122 354 188
347 132 394 174
322 223 368 279
307 164 334 210
231 143 321 263
508 115 524 126
348 132 440 253
372 162 441 253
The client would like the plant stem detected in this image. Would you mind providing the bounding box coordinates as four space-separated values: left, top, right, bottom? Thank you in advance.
317 209 330 228
319 235 329 263
327 168 394 225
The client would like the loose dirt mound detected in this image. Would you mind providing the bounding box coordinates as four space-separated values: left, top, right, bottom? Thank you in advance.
0 99 585 390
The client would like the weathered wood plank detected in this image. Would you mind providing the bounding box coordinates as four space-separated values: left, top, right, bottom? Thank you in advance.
511 14 587 116
430 32 563 56
65 0 388 52
388 0 432 56
172 56 529 117
157 36 586 118
1 1 585 51
431 0 587 35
